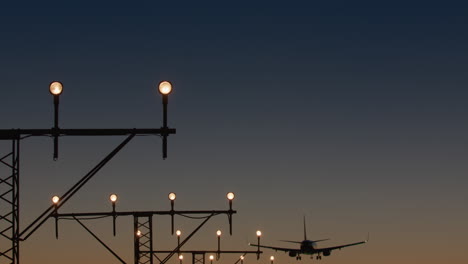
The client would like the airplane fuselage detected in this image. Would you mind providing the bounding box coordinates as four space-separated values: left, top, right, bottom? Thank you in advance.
300 240 317 254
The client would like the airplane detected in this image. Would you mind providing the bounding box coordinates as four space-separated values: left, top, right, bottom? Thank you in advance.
249 216 368 260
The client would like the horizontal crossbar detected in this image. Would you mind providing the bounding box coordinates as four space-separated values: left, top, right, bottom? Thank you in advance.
0 128 176 139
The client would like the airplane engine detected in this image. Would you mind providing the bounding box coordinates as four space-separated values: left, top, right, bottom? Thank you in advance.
323 250 331 256
289 252 297 257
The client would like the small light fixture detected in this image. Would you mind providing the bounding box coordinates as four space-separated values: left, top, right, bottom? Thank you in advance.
49 81 63 95
52 196 60 204
226 192 235 200
110 194 118 203
49 81 63 160
226 192 235 201
168 192 176 201
159 81 173 95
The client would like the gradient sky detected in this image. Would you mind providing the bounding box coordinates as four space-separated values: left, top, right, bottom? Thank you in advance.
1 1 467 264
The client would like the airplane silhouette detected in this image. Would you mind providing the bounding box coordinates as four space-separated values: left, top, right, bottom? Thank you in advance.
249 216 367 260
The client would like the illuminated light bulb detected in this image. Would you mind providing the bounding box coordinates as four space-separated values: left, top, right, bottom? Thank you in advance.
256 230 262 237
179 255 184 260
209 255 214 260
159 81 172 95
270 256 275 261
240 256 244 260
216 230 222 236
136 230 142 237
168 192 176 201
52 196 60 204
227 192 235 200
176 230 181 236
49 81 63 95
110 194 118 203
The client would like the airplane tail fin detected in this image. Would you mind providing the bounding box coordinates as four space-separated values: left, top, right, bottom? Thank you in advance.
302 215 329 243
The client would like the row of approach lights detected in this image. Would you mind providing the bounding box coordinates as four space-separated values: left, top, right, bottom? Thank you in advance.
51 192 234 207
52 193 274 262
176 230 270 264
200 255 273 264
48 80 173 160
49 80 173 96
177 255 274 264
52 192 235 237
178 252 273 264
191 255 273 264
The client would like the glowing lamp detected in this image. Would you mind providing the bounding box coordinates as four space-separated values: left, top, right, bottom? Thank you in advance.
216 230 222 236
270 256 275 261
176 230 181 236
109 194 118 203
256 230 262 237
209 255 214 260
49 81 63 95
159 81 172 95
179 255 184 260
227 192 235 200
52 196 60 204
136 230 142 237
168 192 176 201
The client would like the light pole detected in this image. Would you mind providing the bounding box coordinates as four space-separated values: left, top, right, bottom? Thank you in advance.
178 254 183 264
216 230 222 260
169 192 176 234
270 256 274 264
240 255 244 264
226 192 235 234
209 255 214 264
49 81 63 160
158 81 172 159
110 194 118 236
256 230 262 260
176 229 181 255
52 196 60 239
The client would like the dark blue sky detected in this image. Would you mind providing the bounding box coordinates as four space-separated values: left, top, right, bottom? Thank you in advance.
1 1 467 264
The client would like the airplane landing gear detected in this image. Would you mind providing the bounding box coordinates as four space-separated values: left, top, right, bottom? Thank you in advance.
316 255 322 260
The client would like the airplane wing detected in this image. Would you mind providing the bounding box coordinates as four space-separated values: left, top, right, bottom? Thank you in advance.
249 243 299 253
316 240 367 253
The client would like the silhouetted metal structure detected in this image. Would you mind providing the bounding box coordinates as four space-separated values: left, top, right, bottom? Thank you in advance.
0 81 176 264
154 251 261 264
53 205 242 264
0 82 260 264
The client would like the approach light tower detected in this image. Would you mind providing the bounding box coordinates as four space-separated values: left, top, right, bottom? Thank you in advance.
0 80 177 264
